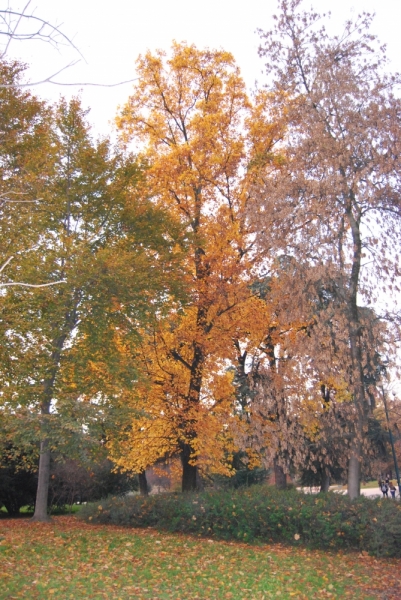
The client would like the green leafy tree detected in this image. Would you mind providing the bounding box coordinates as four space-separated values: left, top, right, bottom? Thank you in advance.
0 60 54 286
0 95 182 521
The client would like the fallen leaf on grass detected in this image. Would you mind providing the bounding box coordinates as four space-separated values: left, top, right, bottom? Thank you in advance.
0 515 399 600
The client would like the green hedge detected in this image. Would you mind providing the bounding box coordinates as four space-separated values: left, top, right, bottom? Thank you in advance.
78 485 401 558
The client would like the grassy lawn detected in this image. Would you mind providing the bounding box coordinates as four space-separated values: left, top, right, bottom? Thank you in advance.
328 481 379 491
361 481 381 490
0 505 81 517
0 516 400 599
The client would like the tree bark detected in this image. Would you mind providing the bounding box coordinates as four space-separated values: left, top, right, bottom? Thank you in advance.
179 301 206 492
274 461 287 489
347 312 365 499
320 471 330 493
347 448 361 500
344 200 366 499
32 439 51 522
181 443 197 492
138 470 148 496
31 307 78 521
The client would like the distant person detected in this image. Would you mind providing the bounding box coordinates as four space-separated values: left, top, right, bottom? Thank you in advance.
389 482 396 499
381 481 389 497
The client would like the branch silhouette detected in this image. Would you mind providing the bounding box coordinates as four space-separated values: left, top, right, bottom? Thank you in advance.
0 2 137 88
0 256 66 288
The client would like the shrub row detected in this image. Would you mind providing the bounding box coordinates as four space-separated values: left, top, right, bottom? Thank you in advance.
78 485 401 558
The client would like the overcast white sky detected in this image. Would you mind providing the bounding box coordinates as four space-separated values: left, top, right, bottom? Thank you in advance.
4 0 401 136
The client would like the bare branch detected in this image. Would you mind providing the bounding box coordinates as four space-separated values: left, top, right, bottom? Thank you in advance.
0 5 138 89
42 77 138 88
0 280 66 288
0 59 137 89
0 255 14 274
0 257 66 288
0 2 84 61
0 191 42 203
1 1 29 57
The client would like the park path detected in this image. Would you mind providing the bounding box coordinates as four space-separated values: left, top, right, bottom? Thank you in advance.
300 486 398 499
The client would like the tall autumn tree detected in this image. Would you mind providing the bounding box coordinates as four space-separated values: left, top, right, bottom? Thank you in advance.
0 95 181 520
255 0 401 497
112 43 282 491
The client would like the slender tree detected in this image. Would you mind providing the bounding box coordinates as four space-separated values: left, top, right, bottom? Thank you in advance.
255 0 401 497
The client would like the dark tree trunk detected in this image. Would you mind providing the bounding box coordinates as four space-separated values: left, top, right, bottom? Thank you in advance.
196 468 204 491
138 470 148 496
178 306 206 493
320 471 330 493
274 461 287 489
32 439 51 522
181 443 197 492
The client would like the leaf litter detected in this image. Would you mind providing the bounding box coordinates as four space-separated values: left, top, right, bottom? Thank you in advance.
0 516 400 599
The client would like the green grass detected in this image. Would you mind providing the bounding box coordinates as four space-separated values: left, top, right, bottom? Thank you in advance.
361 481 381 489
0 504 82 517
0 516 398 599
329 481 378 491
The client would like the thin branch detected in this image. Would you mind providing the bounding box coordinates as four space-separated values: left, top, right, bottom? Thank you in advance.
44 77 138 88
0 280 66 288
1 1 29 57
0 256 66 288
0 58 137 88
0 59 79 87
0 6 138 89
0 3 85 61
0 255 14 274
0 190 42 203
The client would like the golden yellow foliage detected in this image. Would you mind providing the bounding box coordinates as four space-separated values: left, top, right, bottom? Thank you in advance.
110 43 283 489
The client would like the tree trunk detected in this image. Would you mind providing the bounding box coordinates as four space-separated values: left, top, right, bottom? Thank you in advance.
31 325 77 521
138 470 148 496
181 443 197 492
179 307 205 493
347 320 365 499
345 202 366 500
274 461 287 489
32 440 51 522
320 471 330 493
347 445 361 500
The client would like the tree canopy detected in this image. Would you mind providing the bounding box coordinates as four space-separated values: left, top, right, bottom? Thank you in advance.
1 1 400 518
254 0 401 497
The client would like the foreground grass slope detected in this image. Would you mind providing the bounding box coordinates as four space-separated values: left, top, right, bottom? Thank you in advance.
1 516 400 599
